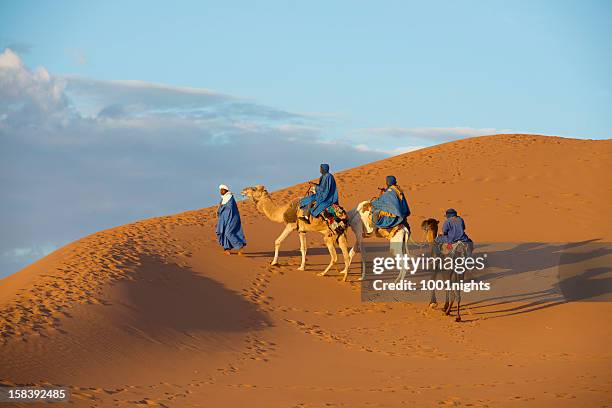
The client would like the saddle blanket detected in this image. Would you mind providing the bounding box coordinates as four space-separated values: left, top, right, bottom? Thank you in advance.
297 203 348 235
440 241 473 256
322 203 349 235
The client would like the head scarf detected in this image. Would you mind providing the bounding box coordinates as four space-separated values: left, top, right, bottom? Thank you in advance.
386 175 397 187
219 184 232 205
320 163 330 174
445 208 457 218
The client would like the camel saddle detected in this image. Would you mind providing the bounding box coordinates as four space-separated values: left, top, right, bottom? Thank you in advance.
322 203 349 235
297 203 348 235
439 241 471 257
374 218 410 239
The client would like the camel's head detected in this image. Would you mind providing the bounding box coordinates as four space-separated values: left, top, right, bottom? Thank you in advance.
241 185 268 203
421 218 439 233
356 201 375 234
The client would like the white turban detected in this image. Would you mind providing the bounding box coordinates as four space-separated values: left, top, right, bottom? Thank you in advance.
219 184 229 190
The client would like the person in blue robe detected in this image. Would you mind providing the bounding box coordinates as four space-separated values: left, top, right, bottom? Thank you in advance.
435 208 471 244
299 163 338 222
216 184 246 255
371 176 410 229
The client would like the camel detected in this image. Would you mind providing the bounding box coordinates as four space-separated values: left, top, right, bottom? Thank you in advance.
421 218 469 322
347 201 411 282
421 218 440 308
240 185 351 281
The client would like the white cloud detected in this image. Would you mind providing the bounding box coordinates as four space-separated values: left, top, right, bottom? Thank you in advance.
345 126 513 153
0 48 21 68
0 48 73 128
62 75 303 122
0 48 385 277
4 243 59 260
354 126 512 140
354 143 424 156
0 48 513 277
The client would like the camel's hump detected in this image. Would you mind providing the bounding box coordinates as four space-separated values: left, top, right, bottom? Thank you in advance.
283 200 299 224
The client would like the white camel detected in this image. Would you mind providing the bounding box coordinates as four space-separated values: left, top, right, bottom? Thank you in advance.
346 201 411 282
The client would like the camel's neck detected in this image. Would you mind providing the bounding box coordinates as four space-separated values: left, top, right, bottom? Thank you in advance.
255 194 286 223
424 225 438 243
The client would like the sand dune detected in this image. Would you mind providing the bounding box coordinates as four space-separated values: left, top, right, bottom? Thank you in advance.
1 134 611 407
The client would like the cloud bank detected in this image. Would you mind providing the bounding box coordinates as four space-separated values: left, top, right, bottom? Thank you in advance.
0 47 510 276
0 48 385 276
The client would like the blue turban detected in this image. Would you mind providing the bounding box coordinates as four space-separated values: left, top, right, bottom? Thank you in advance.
445 208 457 218
320 163 330 174
386 175 397 187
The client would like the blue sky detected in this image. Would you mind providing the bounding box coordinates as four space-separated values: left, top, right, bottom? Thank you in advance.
0 1 610 276
3 1 611 137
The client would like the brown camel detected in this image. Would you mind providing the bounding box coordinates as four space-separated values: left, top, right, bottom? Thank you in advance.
421 218 439 257
240 185 351 281
421 218 468 322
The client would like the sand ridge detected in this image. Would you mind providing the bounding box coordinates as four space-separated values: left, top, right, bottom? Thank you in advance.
0 134 611 407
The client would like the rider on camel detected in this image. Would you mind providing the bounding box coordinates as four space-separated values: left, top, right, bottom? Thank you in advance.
371 176 410 229
299 163 338 223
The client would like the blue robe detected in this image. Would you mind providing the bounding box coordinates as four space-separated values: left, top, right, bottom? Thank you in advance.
371 186 410 229
216 195 247 250
435 216 470 244
299 172 338 217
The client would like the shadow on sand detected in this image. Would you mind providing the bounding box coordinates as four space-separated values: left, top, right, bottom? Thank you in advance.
355 240 611 322
123 254 271 334
459 240 612 321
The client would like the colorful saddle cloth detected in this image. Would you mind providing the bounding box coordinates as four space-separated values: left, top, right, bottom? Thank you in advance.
439 241 472 257
321 203 349 235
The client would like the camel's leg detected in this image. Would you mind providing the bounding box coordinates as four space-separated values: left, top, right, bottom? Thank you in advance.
272 223 296 266
348 219 358 268
455 276 462 322
429 265 438 308
456 257 467 322
346 212 367 280
358 238 366 281
392 230 407 283
337 234 350 282
317 236 338 277
445 271 456 316
428 243 439 308
297 231 307 271
443 270 452 314
349 246 356 263
348 235 366 280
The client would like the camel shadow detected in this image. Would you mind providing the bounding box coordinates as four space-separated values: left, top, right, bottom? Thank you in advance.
459 240 612 321
475 239 610 281
123 254 271 334
247 247 332 258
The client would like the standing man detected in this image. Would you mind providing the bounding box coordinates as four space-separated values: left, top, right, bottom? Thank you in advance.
299 163 338 223
216 184 246 255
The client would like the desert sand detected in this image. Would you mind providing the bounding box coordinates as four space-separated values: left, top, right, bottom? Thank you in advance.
1 134 611 407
